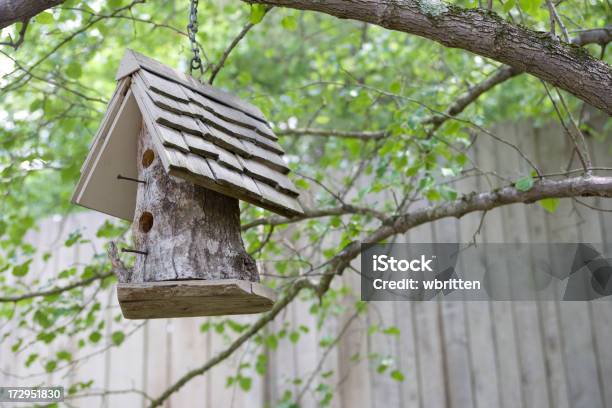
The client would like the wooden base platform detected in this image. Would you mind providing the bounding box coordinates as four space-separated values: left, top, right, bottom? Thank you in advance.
117 279 276 319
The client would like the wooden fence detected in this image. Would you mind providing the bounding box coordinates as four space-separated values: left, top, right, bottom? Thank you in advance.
1 121 611 408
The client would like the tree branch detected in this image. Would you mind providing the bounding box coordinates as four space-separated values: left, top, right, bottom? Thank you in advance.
278 27 610 141
242 0 612 114
571 27 612 46
208 7 272 84
276 127 387 140
241 204 387 230
0 0 64 29
424 65 521 131
0 271 113 303
153 175 612 406
0 19 29 49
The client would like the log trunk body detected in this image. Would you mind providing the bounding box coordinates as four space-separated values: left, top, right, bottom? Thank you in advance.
130 123 258 283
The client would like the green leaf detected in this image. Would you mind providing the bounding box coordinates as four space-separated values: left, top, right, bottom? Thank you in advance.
66 63 82 79
65 230 82 247
440 186 458 201
56 350 72 361
250 4 267 24
111 331 125 346
390 369 405 382
315 116 330 124
383 326 400 336
389 81 401 94
289 331 300 343
89 331 102 343
37 12 54 24
34 310 53 328
37 332 56 344
426 189 441 201
503 0 516 12
45 360 57 372
295 179 310 190
515 176 534 192
96 220 124 238
12 259 32 277
25 353 39 367
265 334 278 350
239 376 252 391
538 198 560 213
255 354 267 375
281 16 297 31
518 0 538 13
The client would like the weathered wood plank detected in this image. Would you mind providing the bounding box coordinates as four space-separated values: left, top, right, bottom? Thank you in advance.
120 50 267 120
182 132 220 159
477 128 524 408
206 158 262 198
157 125 190 152
216 149 244 172
522 124 570 408
117 280 276 319
199 122 251 157
242 140 289 174
240 157 299 197
254 179 303 215
408 223 447 408
538 124 605 408
499 123 551 408
139 68 190 103
186 87 277 141
240 156 280 187
455 143 501 408
433 215 475 408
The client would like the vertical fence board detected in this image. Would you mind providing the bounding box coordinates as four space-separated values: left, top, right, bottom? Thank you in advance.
500 123 550 408
408 223 447 408
477 127 524 408
456 145 501 408
433 216 475 408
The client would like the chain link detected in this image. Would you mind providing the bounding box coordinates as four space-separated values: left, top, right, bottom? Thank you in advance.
187 0 203 75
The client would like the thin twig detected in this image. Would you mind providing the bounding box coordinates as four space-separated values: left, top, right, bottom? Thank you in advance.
295 311 361 404
208 7 272 84
0 19 29 49
554 87 592 172
546 0 556 37
249 225 275 256
541 81 589 173
574 198 612 212
547 0 570 41
0 272 112 303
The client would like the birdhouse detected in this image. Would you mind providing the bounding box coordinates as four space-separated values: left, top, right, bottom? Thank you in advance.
72 50 303 319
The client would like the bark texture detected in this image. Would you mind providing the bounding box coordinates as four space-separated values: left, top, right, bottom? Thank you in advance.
244 0 612 114
131 124 258 283
0 0 65 28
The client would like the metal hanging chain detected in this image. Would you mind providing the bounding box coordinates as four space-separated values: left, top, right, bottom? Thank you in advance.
187 0 203 75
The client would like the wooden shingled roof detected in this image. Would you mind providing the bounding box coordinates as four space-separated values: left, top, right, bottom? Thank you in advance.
73 50 303 219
